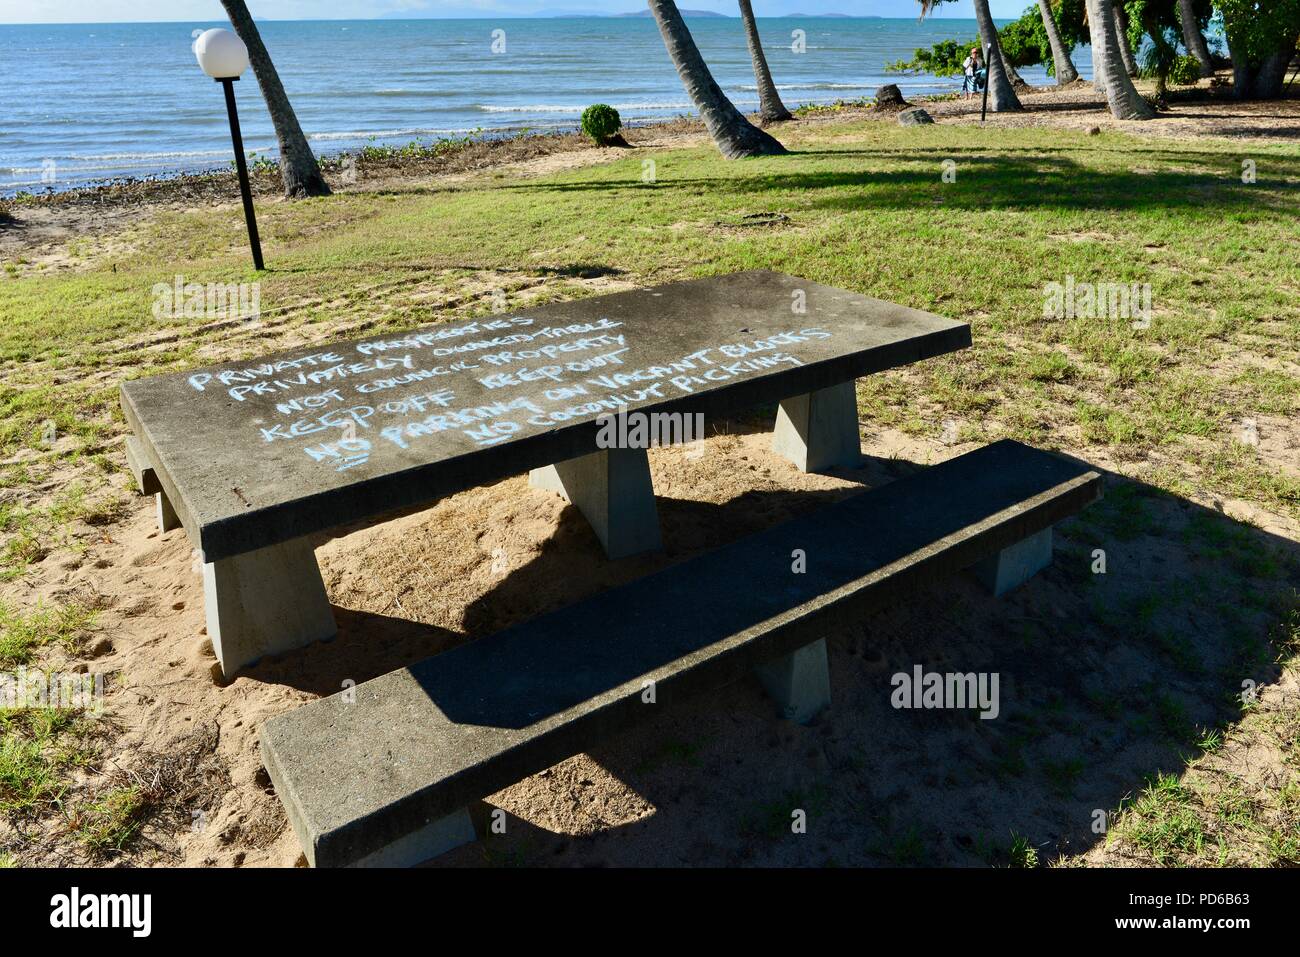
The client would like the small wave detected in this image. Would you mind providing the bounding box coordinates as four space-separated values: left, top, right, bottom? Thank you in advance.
308 127 477 142
739 82 870 91
477 101 693 114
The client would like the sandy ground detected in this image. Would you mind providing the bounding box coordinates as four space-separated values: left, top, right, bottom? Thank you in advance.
15 415 1298 867
3 80 1299 867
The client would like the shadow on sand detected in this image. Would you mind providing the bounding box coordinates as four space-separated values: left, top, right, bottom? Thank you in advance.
249 408 1298 866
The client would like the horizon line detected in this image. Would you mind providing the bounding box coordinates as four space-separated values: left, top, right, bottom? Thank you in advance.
0 13 985 27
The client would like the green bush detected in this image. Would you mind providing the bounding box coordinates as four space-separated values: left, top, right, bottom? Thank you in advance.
886 38 975 77
580 104 623 146
1169 54 1201 86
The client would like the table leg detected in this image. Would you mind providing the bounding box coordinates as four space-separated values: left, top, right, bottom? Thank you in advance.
529 448 662 559
155 491 181 533
973 527 1053 597
203 536 337 678
755 638 831 724
772 381 862 472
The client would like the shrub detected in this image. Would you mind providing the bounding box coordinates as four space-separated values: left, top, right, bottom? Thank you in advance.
1169 54 1201 87
580 104 623 146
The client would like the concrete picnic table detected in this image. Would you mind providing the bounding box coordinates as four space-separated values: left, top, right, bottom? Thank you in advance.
120 270 969 677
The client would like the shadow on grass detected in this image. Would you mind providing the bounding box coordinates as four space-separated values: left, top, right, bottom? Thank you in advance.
479 148 1300 217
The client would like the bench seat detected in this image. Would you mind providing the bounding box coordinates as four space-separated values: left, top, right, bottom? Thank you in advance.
260 439 1102 867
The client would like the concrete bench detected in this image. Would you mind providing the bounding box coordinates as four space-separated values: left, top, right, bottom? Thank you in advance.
260 439 1101 867
120 271 970 677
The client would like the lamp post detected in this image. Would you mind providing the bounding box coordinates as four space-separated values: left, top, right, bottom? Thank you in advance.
194 28 263 271
980 44 991 123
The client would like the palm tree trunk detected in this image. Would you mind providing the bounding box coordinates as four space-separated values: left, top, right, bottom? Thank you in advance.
1089 0 1155 118
1112 3 1139 77
1001 46 1029 88
220 0 330 198
647 0 786 157
738 0 792 123
1037 0 1079 84
1090 12 1108 93
973 0 1022 111
1176 0 1214 77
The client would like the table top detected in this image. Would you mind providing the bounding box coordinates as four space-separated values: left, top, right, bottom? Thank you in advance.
121 270 969 561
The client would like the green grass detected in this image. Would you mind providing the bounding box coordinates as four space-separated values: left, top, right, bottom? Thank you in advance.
0 708 97 815
1119 772 1206 864
0 601 96 668
0 122 1296 559
1008 832 1040 868
72 786 148 854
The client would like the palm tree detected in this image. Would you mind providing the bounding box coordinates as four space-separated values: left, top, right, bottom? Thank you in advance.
972 0 1022 110
1037 0 1080 85
1112 3 1140 77
1000 45 1030 89
221 0 330 197
1176 0 1214 77
738 0 792 123
1088 0 1155 118
647 0 786 157
919 0 1020 111
1090 8 1108 93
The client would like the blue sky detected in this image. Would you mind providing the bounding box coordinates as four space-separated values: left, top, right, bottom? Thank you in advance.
0 1 1025 24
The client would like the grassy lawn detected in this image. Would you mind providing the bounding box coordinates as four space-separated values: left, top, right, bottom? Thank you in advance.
0 115 1297 864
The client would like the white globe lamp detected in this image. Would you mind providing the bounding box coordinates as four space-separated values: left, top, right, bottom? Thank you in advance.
193 27 263 269
193 28 249 80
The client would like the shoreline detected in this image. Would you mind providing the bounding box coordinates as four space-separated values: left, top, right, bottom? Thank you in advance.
4 78 1297 276
0 114 711 209
2 75 1281 216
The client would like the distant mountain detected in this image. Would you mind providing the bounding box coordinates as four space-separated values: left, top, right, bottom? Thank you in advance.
613 8 730 15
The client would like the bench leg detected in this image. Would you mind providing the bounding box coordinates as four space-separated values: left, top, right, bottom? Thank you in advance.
973 527 1053 597
155 491 181 533
202 536 337 677
529 448 662 559
755 638 831 725
341 807 477 868
772 381 862 472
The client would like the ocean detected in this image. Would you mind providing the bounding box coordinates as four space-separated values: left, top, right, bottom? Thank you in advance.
0 17 1091 194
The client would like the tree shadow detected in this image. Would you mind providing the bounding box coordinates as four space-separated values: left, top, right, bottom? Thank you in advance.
481 149 1299 217
253 425 1297 865
400 457 1298 867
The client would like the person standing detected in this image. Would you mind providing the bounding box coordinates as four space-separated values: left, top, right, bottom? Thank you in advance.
963 46 985 99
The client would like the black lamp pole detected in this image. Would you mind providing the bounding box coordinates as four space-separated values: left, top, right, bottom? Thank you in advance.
980 44 991 123
218 76 264 271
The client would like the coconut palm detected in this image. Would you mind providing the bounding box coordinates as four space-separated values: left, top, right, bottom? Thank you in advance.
919 0 1021 111
1000 45 1030 88
738 0 792 123
1176 0 1214 77
220 0 330 197
1087 0 1155 118
1090 14 1108 93
1113 3 1140 77
647 0 786 157
1037 0 1080 84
